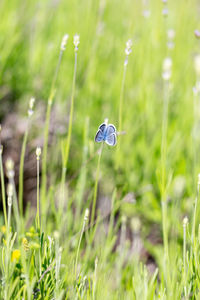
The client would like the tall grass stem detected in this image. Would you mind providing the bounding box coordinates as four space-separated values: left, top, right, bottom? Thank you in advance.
91 143 104 226
0 145 7 228
41 50 64 211
61 50 78 209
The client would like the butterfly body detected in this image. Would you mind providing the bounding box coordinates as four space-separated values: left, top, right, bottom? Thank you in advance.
95 123 117 146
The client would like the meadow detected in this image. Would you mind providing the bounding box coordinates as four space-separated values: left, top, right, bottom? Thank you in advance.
0 0 200 299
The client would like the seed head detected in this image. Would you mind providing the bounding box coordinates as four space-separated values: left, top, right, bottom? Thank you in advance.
167 29 175 40
60 34 69 51
183 216 188 227
162 57 172 81
73 34 80 52
162 8 168 17
5 158 15 179
36 147 41 160
28 97 35 117
198 173 200 186
194 54 200 76
7 183 13 198
194 30 200 39
142 9 151 18
84 208 89 222
22 237 30 251
125 39 133 56
193 82 200 96
7 183 13 207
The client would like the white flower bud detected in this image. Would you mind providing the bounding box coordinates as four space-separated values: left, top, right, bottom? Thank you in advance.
5 158 15 179
36 147 41 160
162 57 172 81
125 39 133 56
84 208 89 222
28 97 35 117
194 30 200 39
194 54 200 76
60 34 69 51
7 183 13 198
183 216 188 227
73 34 80 52
167 29 175 40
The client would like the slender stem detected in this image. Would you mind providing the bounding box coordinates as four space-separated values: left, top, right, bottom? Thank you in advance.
10 177 20 232
74 210 88 279
41 50 64 210
0 146 7 228
36 158 40 232
91 143 103 226
61 51 78 207
93 257 98 300
18 125 29 217
183 221 187 296
7 201 12 235
160 79 170 287
116 63 127 168
118 64 127 135
192 182 200 243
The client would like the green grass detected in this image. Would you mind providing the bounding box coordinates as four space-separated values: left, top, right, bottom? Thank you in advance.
0 0 200 298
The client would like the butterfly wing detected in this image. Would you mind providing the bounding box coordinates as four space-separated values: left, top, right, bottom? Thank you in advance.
95 123 107 143
106 124 116 136
99 123 107 133
105 133 117 146
95 129 104 142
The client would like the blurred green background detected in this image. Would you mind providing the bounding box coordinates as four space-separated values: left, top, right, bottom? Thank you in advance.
1 0 200 254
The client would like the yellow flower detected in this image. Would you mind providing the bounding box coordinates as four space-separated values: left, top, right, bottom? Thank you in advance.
11 249 21 262
1 225 6 234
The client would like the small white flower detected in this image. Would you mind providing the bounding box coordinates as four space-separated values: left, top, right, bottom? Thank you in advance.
29 97 35 109
162 57 172 81
142 9 151 18
194 30 200 39
84 208 89 222
7 183 14 198
167 29 175 40
125 39 133 56
28 97 35 117
198 173 200 186
183 216 188 227
60 34 69 51
194 54 200 76
73 34 80 52
162 7 168 16
36 147 41 160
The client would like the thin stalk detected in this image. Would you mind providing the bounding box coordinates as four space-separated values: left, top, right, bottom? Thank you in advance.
118 64 127 137
18 125 29 217
0 145 7 228
93 257 98 300
41 50 64 209
160 79 170 287
10 177 20 232
116 63 127 167
36 157 40 232
74 209 89 279
61 51 78 201
91 143 104 226
55 237 61 298
18 97 35 220
183 218 188 297
192 180 200 243
7 199 12 236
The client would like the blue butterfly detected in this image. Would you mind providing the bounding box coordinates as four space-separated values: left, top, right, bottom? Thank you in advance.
95 123 117 146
